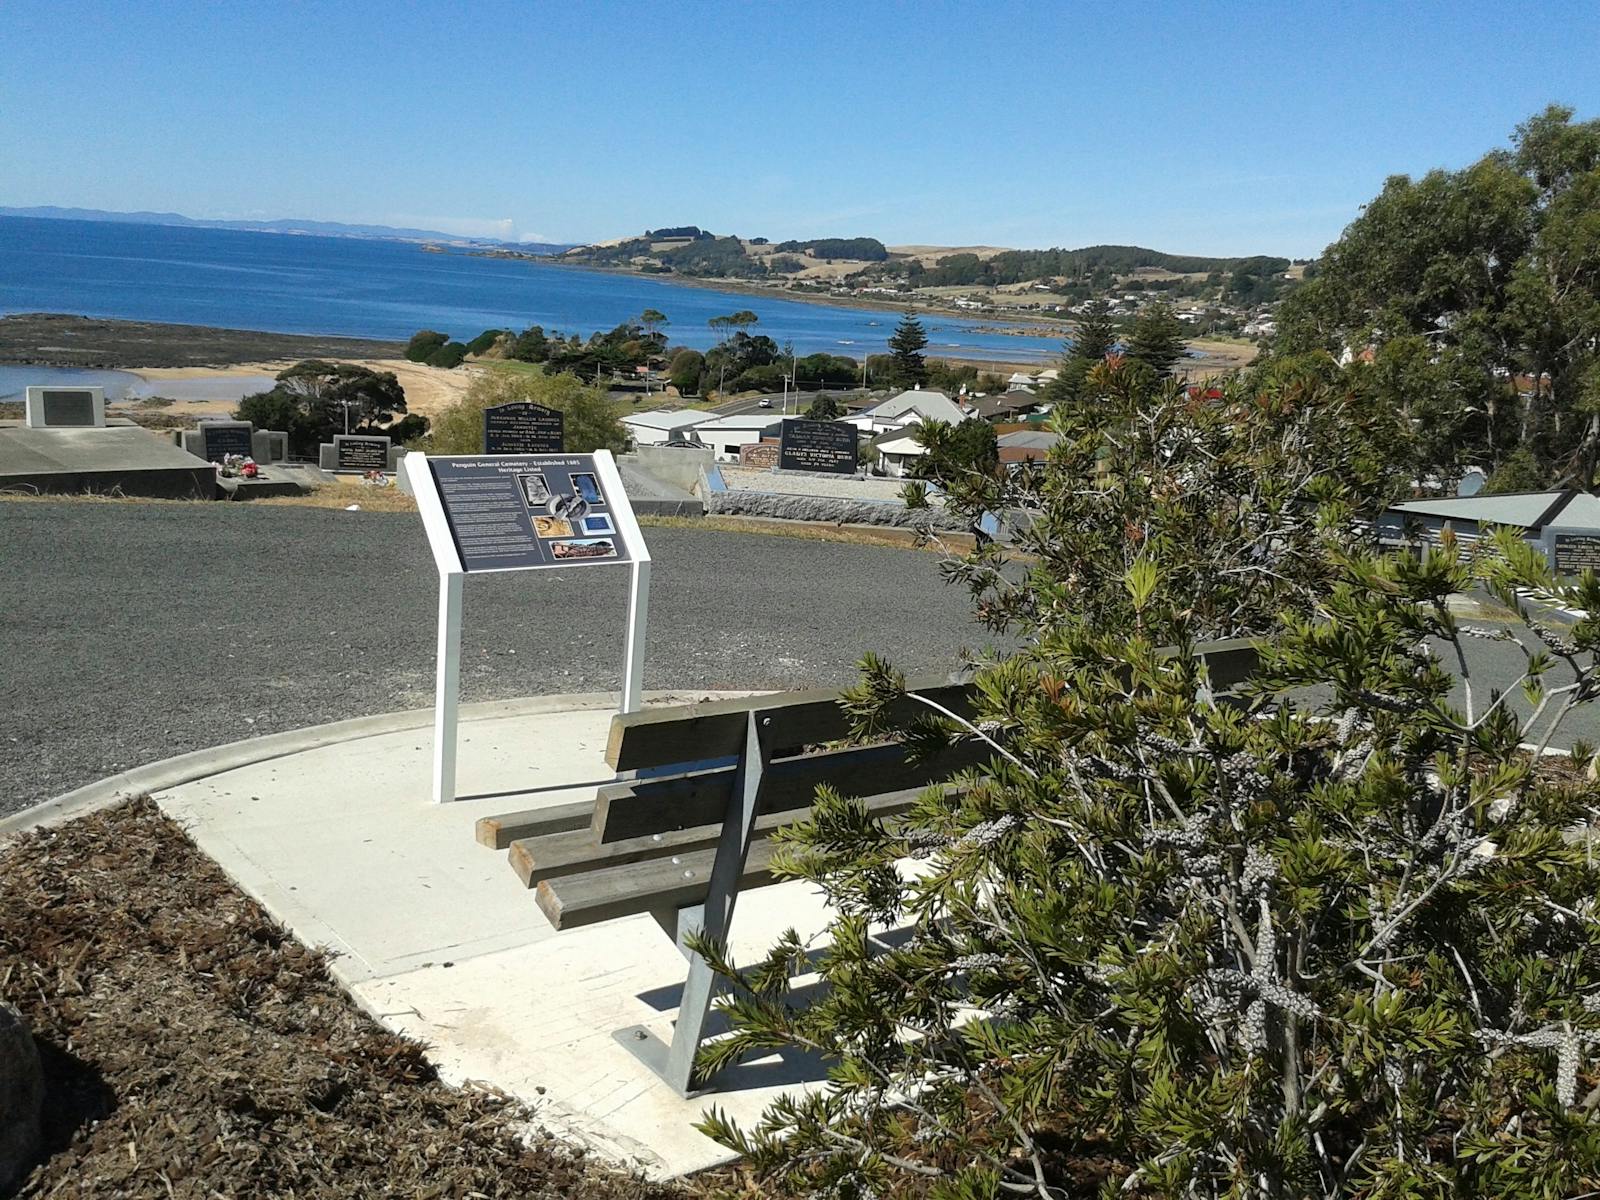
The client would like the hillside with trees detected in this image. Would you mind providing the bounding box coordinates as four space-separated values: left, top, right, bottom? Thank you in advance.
1272 104 1600 492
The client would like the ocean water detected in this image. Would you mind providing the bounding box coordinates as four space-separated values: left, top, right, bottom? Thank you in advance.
0 216 1067 363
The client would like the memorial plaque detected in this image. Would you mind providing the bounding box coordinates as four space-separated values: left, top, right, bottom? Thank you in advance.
777 418 858 475
1553 531 1600 575
41 390 97 426
427 454 633 573
24 385 104 428
334 435 391 472
483 402 564 454
198 421 255 463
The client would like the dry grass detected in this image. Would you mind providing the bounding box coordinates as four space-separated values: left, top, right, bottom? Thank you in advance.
254 483 419 512
1 797 676 1200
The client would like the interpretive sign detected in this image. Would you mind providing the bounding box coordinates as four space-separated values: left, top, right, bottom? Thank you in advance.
198 420 255 463
426 454 634 573
405 449 652 800
334 435 391 472
25 386 105 429
483 402 564 454
1552 531 1600 575
777 418 857 474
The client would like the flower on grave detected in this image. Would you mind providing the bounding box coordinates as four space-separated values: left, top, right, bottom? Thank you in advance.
241 460 259 478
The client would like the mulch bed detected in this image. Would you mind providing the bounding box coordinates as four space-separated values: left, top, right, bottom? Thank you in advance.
0 798 680 1199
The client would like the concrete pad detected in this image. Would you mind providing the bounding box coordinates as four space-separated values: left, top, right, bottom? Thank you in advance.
150 698 831 1177
0 422 216 498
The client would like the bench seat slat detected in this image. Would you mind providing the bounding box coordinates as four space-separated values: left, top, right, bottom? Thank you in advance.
474 800 597 850
508 786 929 889
536 839 784 930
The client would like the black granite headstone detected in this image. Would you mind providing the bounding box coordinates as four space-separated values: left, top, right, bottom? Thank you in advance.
40 390 97 427
483 402 565 453
335 436 391 471
777 418 858 475
199 422 254 462
1553 532 1600 574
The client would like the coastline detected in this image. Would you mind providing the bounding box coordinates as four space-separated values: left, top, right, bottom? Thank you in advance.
522 256 1075 334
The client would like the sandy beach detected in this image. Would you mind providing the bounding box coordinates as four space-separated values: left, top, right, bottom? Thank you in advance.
103 358 480 419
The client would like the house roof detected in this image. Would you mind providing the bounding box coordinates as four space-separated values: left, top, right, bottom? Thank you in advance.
997 430 1059 450
1388 490 1600 530
621 409 713 430
690 414 784 434
860 388 964 425
876 436 927 456
968 390 1043 419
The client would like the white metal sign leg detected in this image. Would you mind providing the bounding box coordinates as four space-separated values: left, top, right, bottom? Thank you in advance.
621 558 651 714
433 571 464 803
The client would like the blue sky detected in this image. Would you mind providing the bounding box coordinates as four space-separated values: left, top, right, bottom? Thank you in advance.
4 0 1598 257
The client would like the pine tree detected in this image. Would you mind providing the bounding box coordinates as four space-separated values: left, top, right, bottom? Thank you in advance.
1046 298 1117 402
1125 299 1188 377
887 312 928 386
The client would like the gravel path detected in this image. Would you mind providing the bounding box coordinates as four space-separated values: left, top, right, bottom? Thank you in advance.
0 501 995 814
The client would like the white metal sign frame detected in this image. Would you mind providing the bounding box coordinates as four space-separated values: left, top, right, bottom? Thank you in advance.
403 449 651 803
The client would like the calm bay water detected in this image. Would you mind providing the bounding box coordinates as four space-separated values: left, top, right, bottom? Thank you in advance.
0 216 1065 363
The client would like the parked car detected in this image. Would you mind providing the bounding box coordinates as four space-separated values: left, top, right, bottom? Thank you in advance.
758 398 773 408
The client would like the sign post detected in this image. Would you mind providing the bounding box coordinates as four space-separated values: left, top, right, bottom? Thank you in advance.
403 449 650 803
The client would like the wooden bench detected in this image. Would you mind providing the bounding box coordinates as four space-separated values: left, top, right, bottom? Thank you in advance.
475 672 983 1094
476 640 1259 1096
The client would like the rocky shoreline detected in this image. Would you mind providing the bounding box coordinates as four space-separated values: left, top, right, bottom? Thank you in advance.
0 313 405 369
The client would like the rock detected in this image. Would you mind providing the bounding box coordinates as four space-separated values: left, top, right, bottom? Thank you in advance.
0 1003 42 1191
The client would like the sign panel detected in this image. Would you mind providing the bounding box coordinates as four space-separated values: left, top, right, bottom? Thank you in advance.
1552 531 1600 574
483 402 564 454
24 386 105 429
198 421 254 462
777 418 858 474
335 435 391 472
427 454 634 573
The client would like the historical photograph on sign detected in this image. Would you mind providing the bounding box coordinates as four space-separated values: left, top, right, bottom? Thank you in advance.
570 472 602 505
516 473 550 506
580 513 615 536
549 492 589 522
532 516 573 538
551 537 617 560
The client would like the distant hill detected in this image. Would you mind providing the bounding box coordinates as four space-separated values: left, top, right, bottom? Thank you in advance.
0 206 574 253
560 226 1289 290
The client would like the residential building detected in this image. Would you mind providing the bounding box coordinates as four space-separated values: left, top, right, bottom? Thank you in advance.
688 414 784 461
620 409 715 447
875 434 928 478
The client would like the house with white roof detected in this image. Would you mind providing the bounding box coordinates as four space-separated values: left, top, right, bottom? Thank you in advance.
844 388 968 439
620 409 716 447
874 434 928 478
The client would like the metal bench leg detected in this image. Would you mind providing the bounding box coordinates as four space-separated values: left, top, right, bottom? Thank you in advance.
616 711 768 1096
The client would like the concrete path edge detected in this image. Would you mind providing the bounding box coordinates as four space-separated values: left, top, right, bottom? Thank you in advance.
0 689 733 839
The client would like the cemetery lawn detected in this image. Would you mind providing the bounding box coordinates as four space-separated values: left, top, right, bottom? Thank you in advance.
0 796 678 1200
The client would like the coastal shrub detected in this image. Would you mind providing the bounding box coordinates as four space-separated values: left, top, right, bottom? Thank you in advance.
692 364 1600 1196
425 341 468 370
668 349 704 396
466 328 510 356
235 361 409 456
405 330 449 363
423 367 626 456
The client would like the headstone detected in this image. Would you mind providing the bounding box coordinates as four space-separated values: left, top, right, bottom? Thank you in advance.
777 418 858 475
0 1003 41 1193
196 420 255 463
332 434 391 472
483 402 564 453
23 385 105 428
740 441 780 469
1550 529 1600 575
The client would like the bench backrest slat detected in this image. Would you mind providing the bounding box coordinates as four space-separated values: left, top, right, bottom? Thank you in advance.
605 672 975 772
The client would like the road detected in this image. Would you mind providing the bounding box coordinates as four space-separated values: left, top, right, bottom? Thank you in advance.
0 502 991 815
3 501 1596 818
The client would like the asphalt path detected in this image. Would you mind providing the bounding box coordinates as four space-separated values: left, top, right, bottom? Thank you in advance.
0 502 995 815
4 501 1598 818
